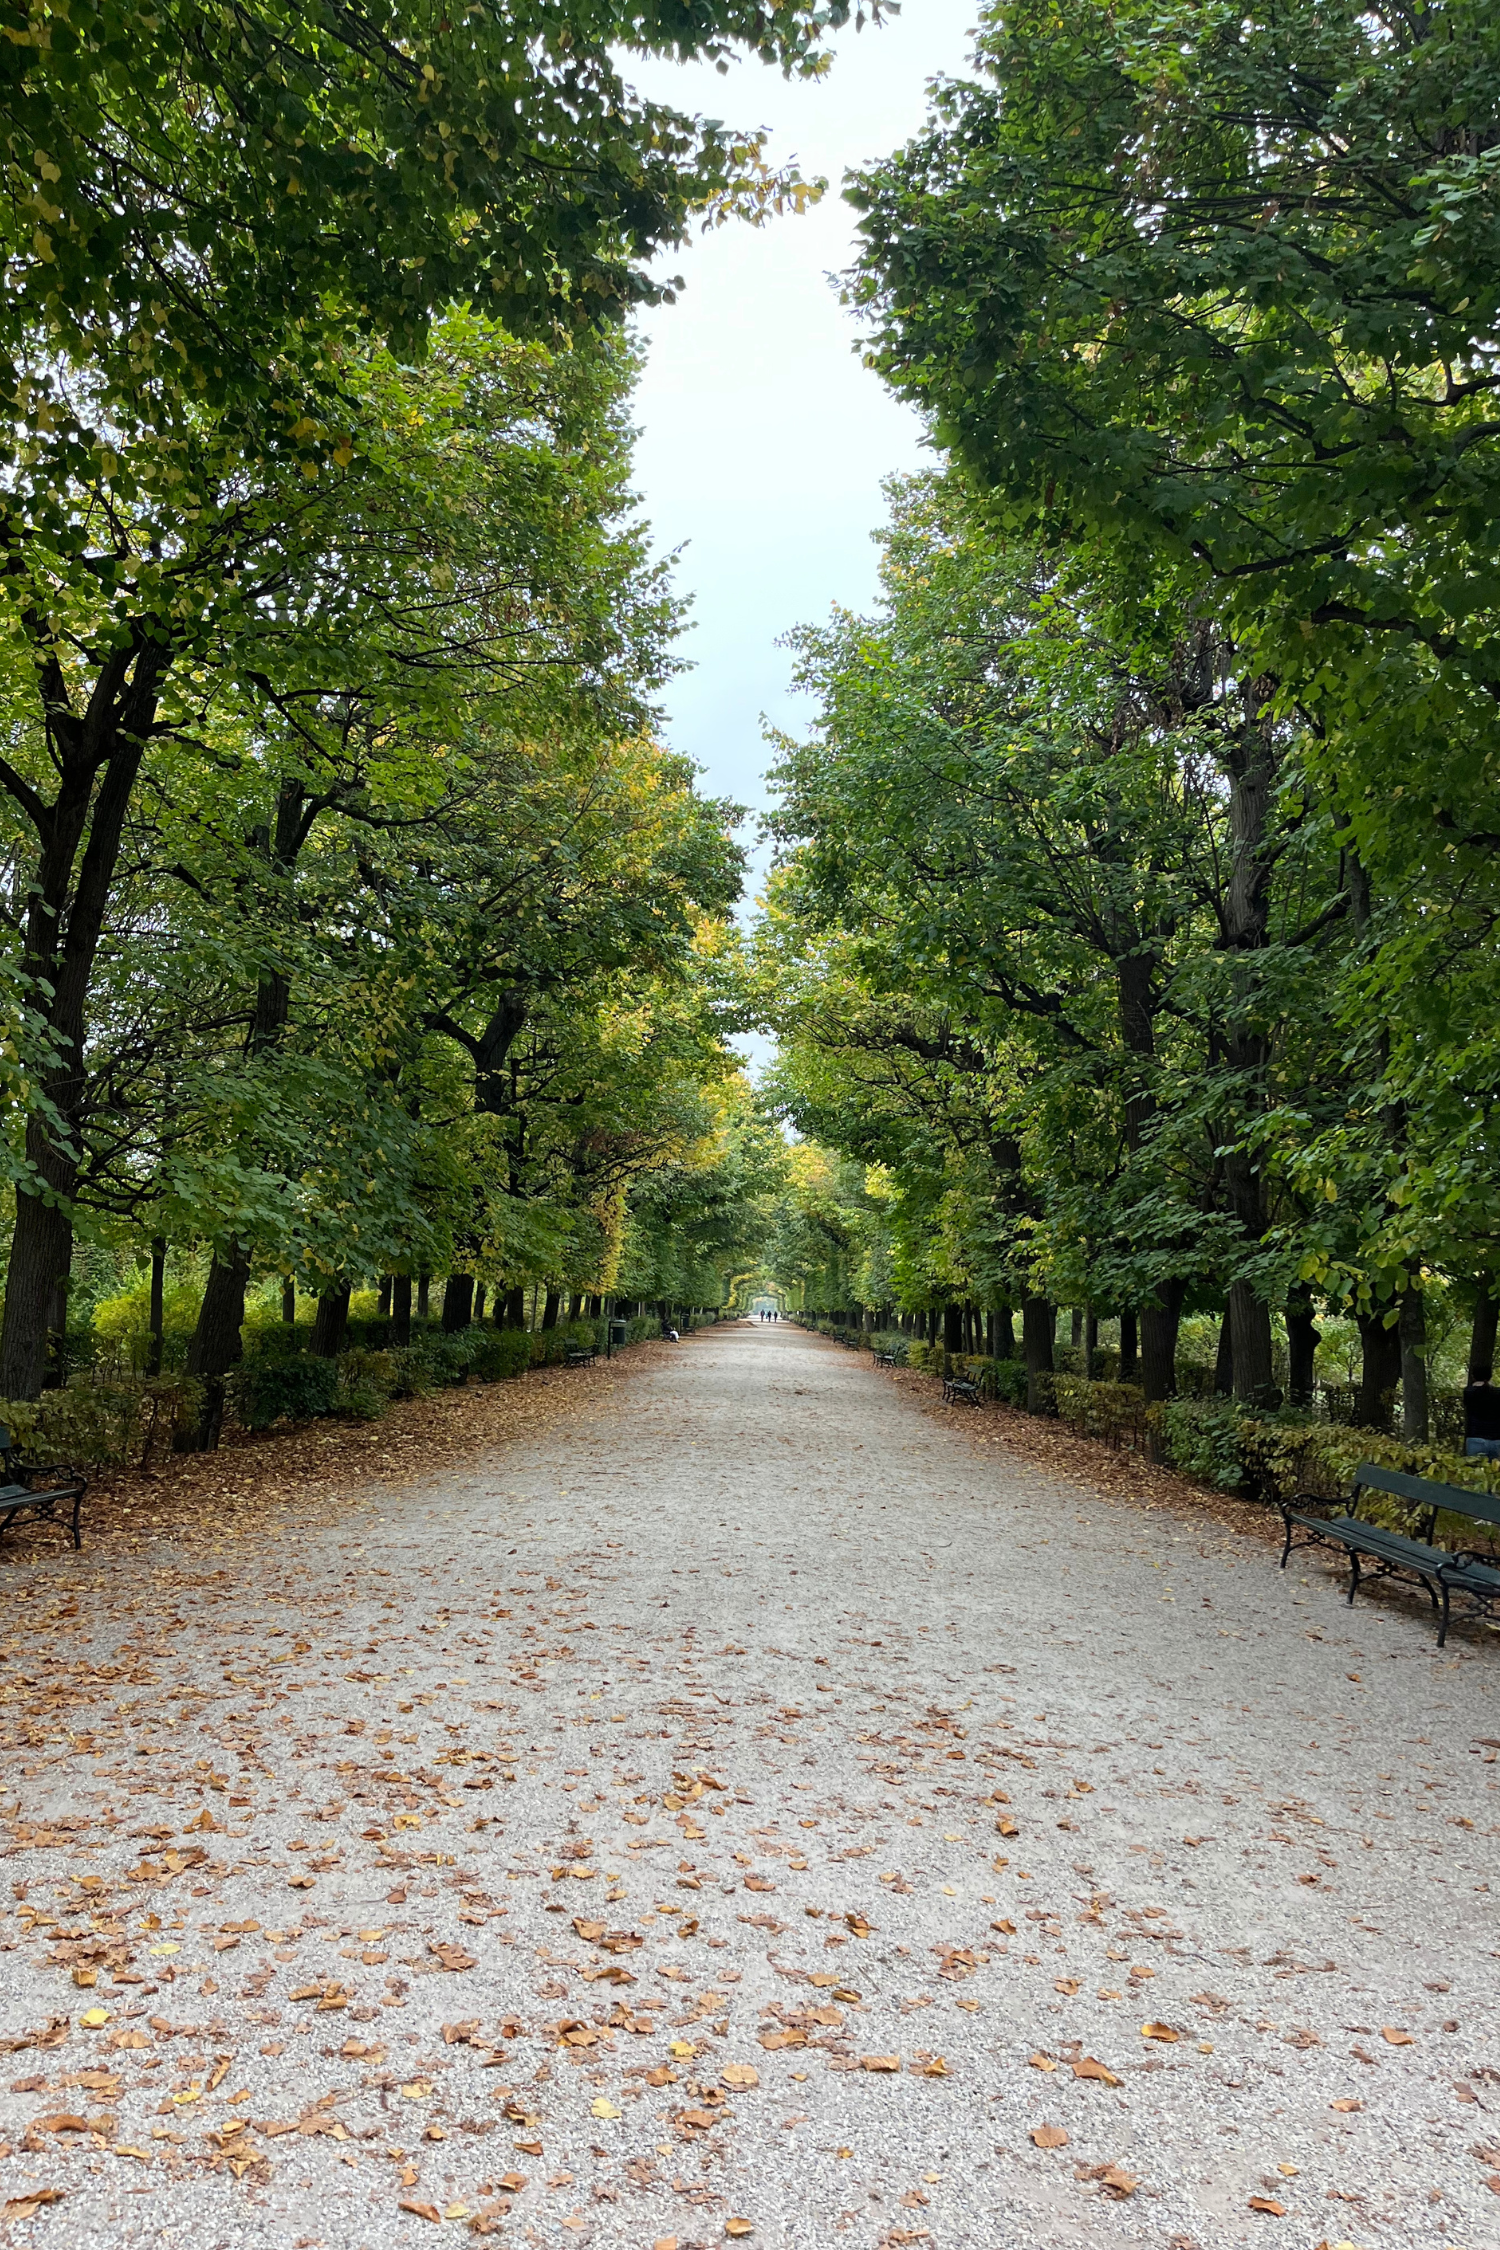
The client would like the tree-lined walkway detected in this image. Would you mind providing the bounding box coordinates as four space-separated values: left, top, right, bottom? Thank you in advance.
0 1322 1493 2245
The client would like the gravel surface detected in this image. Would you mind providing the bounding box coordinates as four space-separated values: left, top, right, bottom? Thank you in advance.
0 1319 1496 2249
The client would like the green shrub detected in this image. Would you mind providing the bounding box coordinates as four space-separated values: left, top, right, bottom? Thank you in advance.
1237 1418 1500 1548
1149 1395 1244 1487
988 1358 1028 1407
0 1376 199 1466
232 1348 341 1430
1056 1375 1149 1448
467 1327 534 1382
91 1277 202 1372
907 1338 932 1372
336 1348 397 1421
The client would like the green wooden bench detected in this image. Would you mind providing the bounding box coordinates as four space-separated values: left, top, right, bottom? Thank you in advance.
0 1425 87 1552
1279 1459 1500 1647
942 1373 983 1409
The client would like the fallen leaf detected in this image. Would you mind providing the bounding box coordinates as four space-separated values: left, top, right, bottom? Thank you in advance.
726 2223 754 2240
1329 2099 1362 2112
1028 2053 1057 2072
1072 2056 1122 2086
590 2098 621 2120
1141 2023 1180 2043
860 2055 900 2073
1054 1979 1080 1996
1031 2124 1068 2148
1380 2027 1413 2046
398 2198 443 2223
1248 2197 1286 2216
721 2064 759 2089
2 2189 65 2219
431 1943 477 1973
679 2108 720 2131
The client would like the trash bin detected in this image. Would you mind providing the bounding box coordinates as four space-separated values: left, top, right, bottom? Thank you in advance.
607 1317 629 1349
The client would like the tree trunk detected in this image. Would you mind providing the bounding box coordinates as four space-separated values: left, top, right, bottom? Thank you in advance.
392 1274 412 1349
541 1288 561 1332
943 1304 963 1362
442 1275 474 1333
377 1275 392 1319
1399 1286 1429 1443
311 1284 351 1360
1 1195 74 1402
175 1246 251 1451
417 1273 430 1321
1119 1311 1138 1383
1070 1307 1083 1348
147 1237 166 1379
1286 1284 1319 1410
473 1281 487 1324
502 1286 525 1329
1469 1288 1498 1380
1214 1307 1233 1396
1085 1309 1099 1377
1355 1308 1401 1429
281 1277 296 1325
1229 1280 1274 1404
1022 1294 1055 1412
1140 1282 1185 1404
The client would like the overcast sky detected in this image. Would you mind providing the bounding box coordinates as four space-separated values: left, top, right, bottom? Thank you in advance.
626 3 979 901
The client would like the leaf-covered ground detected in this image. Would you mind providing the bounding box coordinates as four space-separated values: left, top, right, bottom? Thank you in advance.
0 1324 1494 2247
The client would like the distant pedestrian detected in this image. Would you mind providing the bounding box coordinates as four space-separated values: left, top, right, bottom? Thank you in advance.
1464 1361 1500 1457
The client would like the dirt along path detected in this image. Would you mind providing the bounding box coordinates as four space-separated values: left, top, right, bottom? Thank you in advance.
0 1319 1495 2249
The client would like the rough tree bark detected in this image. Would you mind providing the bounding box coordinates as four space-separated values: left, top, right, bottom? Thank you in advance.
1355 1309 1401 1429
311 1285 351 1360
1022 1294 1055 1412
392 1274 412 1349
443 1275 474 1333
146 1238 166 1380
177 1246 251 1451
1469 1289 1498 1380
1399 1287 1429 1443
1285 1283 1319 1410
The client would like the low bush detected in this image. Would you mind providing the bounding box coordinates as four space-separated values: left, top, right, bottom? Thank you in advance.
0 1376 200 1467
1237 1419 1500 1548
1148 1395 1243 1487
232 1348 341 1431
1056 1375 1150 1450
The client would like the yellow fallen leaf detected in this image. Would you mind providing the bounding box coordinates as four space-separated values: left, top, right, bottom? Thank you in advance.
1380 2026 1413 2046
79 2009 109 2029
726 2223 753 2240
1141 2022 1180 2042
590 2097 621 2120
721 2064 759 2089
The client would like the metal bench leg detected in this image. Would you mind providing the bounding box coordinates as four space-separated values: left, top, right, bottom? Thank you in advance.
1346 1549 1361 1606
70 1494 81 1551
1279 1516 1294 1570
1437 1582 1451 1650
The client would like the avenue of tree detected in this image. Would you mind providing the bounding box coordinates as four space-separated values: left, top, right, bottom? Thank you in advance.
5 0 1500 1458
753 0 1500 1438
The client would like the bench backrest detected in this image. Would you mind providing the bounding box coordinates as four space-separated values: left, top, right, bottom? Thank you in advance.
1353 1460 1500 1533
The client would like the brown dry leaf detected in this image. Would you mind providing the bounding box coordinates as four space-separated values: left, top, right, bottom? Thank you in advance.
1054 1978 1080 1996
1380 2027 1413 2046
1099 2166 1139 2199
1247 2197 1286 2216
1329 2098 1362 2113
431 1943 478 1973
399 2198 443 2223
916 2056 948 2078
679 2108 720 2131
743 1876 776 1894
1072 2056 1122 2086
3 2189 64 2219
1030 2124 1068 2149
845 1914 874 1938
1028 2053 1057 2072
726 2223 753 2239
572 1920 605 1942
996 1816 1019 1837
1141 2022 1180 2043
721 2065 759 2089
860 2055 900 2073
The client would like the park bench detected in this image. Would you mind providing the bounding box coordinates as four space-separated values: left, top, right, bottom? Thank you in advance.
0 1425 87 1552
873 1348 897 1369
564 1345 597 1369
1278 1459 1500 1647
942 1373 983 1409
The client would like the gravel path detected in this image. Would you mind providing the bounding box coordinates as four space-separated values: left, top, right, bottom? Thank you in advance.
0 1319 1496 2249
